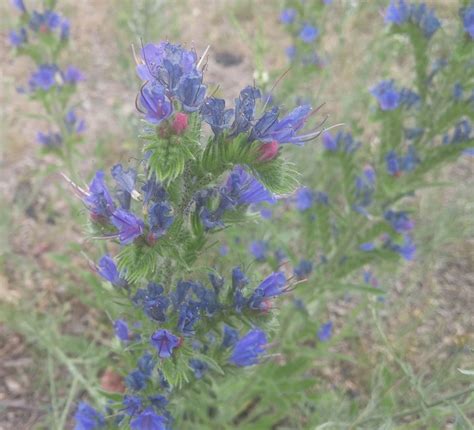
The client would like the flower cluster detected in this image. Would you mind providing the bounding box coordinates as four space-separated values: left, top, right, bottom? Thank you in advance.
370 80 420 111
8 0 85 157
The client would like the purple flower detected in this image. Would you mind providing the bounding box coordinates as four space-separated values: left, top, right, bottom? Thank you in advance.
201 97 234 135
130 407 167 430
29 10 62 32
322 131 337 151
150 329 180 358
60 19 70 40
231 86 261 136
280 8 296 24
176 71 207 112
9 28 27 47
229 329 267 367
125 370 147 391
122 395 142 416
29 64 59 91
10 0 26 13
114 319 129 341
65 110 86 135
111 164 137 210
36 131 62 148
148 202 174 239
295 187 314 211
232 266 249 289
64 66 85 84
97 255 127 288
411 4 441 38
285 45 297 61
219 244 229 256
390 235 416 260
189 358 208 379
249 240 267 261
138 352 156 377
225 166 276 206
85 171 116 219
461 5 474 39
384 210 414 233
74 402 105 430
111 209 144 244
385 150 401 176
371 80 400 111
294 260 313 280
385 0 409 24
222 325 239 348
299 24 319 43
138 84 173 124
359 242 375 251
317 321 333 341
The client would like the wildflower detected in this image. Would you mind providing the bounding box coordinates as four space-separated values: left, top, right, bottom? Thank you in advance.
225 166 276 206
142 176 167 205
371 80 400 111
354 166 376 214
219 244 229 256
294 260 313 280
148 395 168 410
150 329 180 358
111 209 145 244
231 86 261 136
399 87 420 108
10 0 26 13
232 266 249 289
60 19 70 40
9 28 27 47
322 131 360 153
29 64 60 91
295 187 314 211
64 66 85 84
130 407 167 430
138 352 156 377
97 255 127 288
201 97 234 135
177 301 200 334
389 235 416 260
138 84 173 124
222 325 239 348
29 10 62 33
85 171 116 220
176 71 207 112
148 202 174 240
385 0 409 25
285 45 297 61
114 319 129 341
317 321 333 341
280 8 296 25
36 131 62 148
65 110 86 135
122 395 142 416
359 242 375 251
384 210 414 233
461 4 474 39
74 402 105 430
171 112 188 134
125 370 148 391
249 272 287 310
189 358 208 379
299 24 319 43
249 240 267 261
111 164 137 210
229 328 267 367
134 283 169 322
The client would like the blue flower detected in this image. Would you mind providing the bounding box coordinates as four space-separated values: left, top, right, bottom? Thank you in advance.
65 109 86 135
280 8 297 24
176 71 207 112
295 187 314 211
177 301 200 335
249 272 287 309
97 255 127 288
294 260 313 280
222 325 239 348
36 131 62 148
285 45 297 61
201 97 234 135
85 171 116 220
189 358 208 379
122 395 142 416
359 242 375 251
384 210 414 233
29 64 59 91
385 0 409 24
138 84 173 124
389 235 416 260
229 329 267 367
111 209 144 244
461 5 474 39
232 266 249 289
10 0 26 13
317 321 333 341
231 86 261 135
219 244 229 256
225 166 276 206
130 407 168 430
249 240 267 261
60 19 70 40
125 370 148 391
299 24 319 43
111 164 137 210
322 131 360 153
64 66 85 84
148 202 174 239
74 402 105 430
138 352 156 377
371 80 400 111
410 4 441 39
135 283 170 322
354 166 376 214
29 10 62 32
150 329 180 358
114 319 129 341
9 28 27 47
142 176 167 205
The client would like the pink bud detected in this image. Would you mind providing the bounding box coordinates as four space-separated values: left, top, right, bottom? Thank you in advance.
258 141 279 161
172 112 188 135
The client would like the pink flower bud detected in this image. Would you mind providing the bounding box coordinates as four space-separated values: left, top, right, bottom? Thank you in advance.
258 140 279 161
172 112 188 135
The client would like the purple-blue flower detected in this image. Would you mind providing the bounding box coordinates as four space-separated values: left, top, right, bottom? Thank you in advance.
295 187 314 211
150 329 180 358
130 407 167 430
317 321 333 341
176 71 207 112
249 272 287 309
222 325 239 348
189 358 208 379
10 0 26 13
36 131 62 148
229 328 267 367
231 86 261 136
74 402 105 430
122 395 142 416
371 80 400 111
29 64 59 91
64 66 85 84
232 266 249 289
299 24 319 43
97 255 127 288
29 10 62 32
65 110 86 135
294 260 313 280
9 28 27 47
359 242 375 251
201 97 234 135
280 8 296 25
390 235 416 260
225 166 276 206
148 202 174 239
60 19 70 40
111 209 145 244
138 84 173 124
111 164 137 210
125 370 148 391
385 0 409 25
461 5 474 39
249 240 267 261
85 171 116 220
114 319 129 341
384 210 414 233
285 45 297 61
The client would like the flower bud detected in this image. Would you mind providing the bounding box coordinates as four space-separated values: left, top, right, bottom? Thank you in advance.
258 140 279 161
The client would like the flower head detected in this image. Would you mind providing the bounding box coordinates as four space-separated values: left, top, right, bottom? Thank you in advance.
294 260 313 280
148 202 174 239
10 0 26 13
97 255 127 288
201 97 234 135
225 166 276 206
229 328 267 367
74 402 105 430
150 329 180 358
85 171 116 220
299 24 319 43
29 64 60 91
249 240 268 261
385 0 409 24
231 86 261 135
9 28 28 47
176 71 207 112
114 319 129 341
36 131 62 148
138 84 173 124
111 209 145 244
280 8 296 24
130 407 167 430
371 80 400 111
317 321 333 341
461 5 474 39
